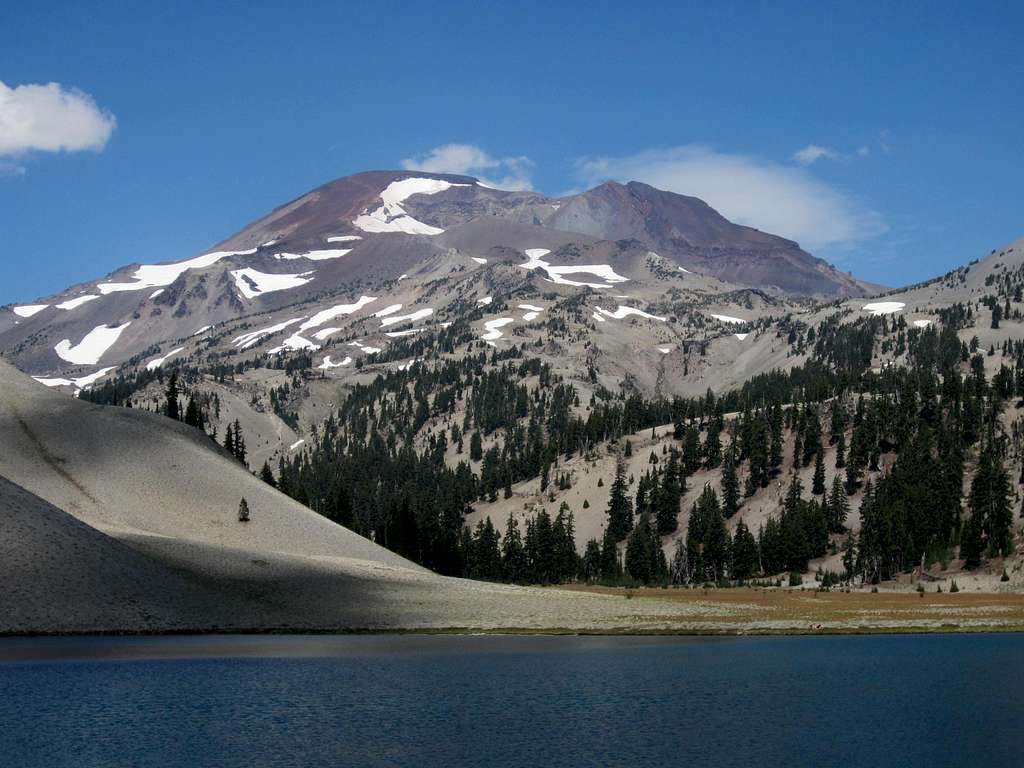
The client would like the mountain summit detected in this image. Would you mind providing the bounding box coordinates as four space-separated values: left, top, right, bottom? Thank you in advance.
2 170 875 382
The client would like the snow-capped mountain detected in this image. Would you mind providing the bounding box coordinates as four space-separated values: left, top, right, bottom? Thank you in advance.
0 171 876 380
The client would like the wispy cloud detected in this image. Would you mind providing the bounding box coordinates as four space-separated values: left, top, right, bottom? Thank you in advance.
401 143 534 190
792 144 841 166
574 145 887 251
0 81 116 160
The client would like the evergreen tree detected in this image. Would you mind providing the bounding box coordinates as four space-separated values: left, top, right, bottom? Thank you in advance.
501 514 527 583
835 431 846 468
581 538 602 582
183 394 203 430
812 450 826 495
606 456 634 541
682 426 702 475
625 512 667 585
731 519 758 582
599 529 621 583
165 374 181 421
259 461 277 487
721 448 740 518
960 512 985 569
827 475 849 532
237 497 250 522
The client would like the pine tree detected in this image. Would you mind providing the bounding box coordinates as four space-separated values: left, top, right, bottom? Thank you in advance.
731 519 758 582
812 450 826 495
501 513 527 583
960 512 984 569
165 374 180 421
599 528 621 583
237 497 250 522
606 456 634 541
827 475 849 532
842 533 857 580
721 448 740 518
581 539 602 582
259 461 277 487
835 431 846 468
682 426 702 476
183 394 203 430
703 420 722 469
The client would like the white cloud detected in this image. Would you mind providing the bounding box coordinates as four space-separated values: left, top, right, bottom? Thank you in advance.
401 143 533 190
792 144 841 165
0 80 116 156
574 145 887 251
857 146 871 157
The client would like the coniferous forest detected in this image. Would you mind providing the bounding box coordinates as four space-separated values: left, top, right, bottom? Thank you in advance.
99 314 1023 588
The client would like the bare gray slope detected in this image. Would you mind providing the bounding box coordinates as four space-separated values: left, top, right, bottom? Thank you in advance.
0 475 243 633
0 358 415 570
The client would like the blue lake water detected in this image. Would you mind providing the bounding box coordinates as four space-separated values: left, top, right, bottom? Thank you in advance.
1 634 1022 767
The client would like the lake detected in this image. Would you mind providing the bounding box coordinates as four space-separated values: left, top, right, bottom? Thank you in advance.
1 634 1021 767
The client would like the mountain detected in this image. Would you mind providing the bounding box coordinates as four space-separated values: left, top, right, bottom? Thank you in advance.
1 170 1022 620
0 170 875 381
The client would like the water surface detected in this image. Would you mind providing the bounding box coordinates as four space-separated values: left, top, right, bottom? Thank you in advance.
1 634 1021 767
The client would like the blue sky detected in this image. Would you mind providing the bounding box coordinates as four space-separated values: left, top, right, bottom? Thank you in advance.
1 1 1021 304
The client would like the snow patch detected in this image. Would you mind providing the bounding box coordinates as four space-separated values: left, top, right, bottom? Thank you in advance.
862 301 905 315
374 303 404 317
33 367 115 391
233 318 304 349
592 312 606 323
54 322 131 365
299 296 378 333
657 347 671 354
385 328 426 338
231 268 315 299
149 289 164 299
678 266 693 274
145 347 185 370
348 340 383 355
318 355 352 370
56 295 100 311
380 308 433 327
397 274 408 281
326 235 362 243
312 327 341 341
481 317 515 341
268 335 320 354
289 439 305 451
274 248 352 261
595 305 666 322
98 248 258 294
471 257 488 264
477 296 492 306
520 248 629 289
735 333 749 341
192 325 213 336
913 319 932 328
13 304 48 318
353 177 469 235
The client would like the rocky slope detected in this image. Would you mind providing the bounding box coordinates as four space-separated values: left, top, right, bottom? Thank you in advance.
0 171 875 383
